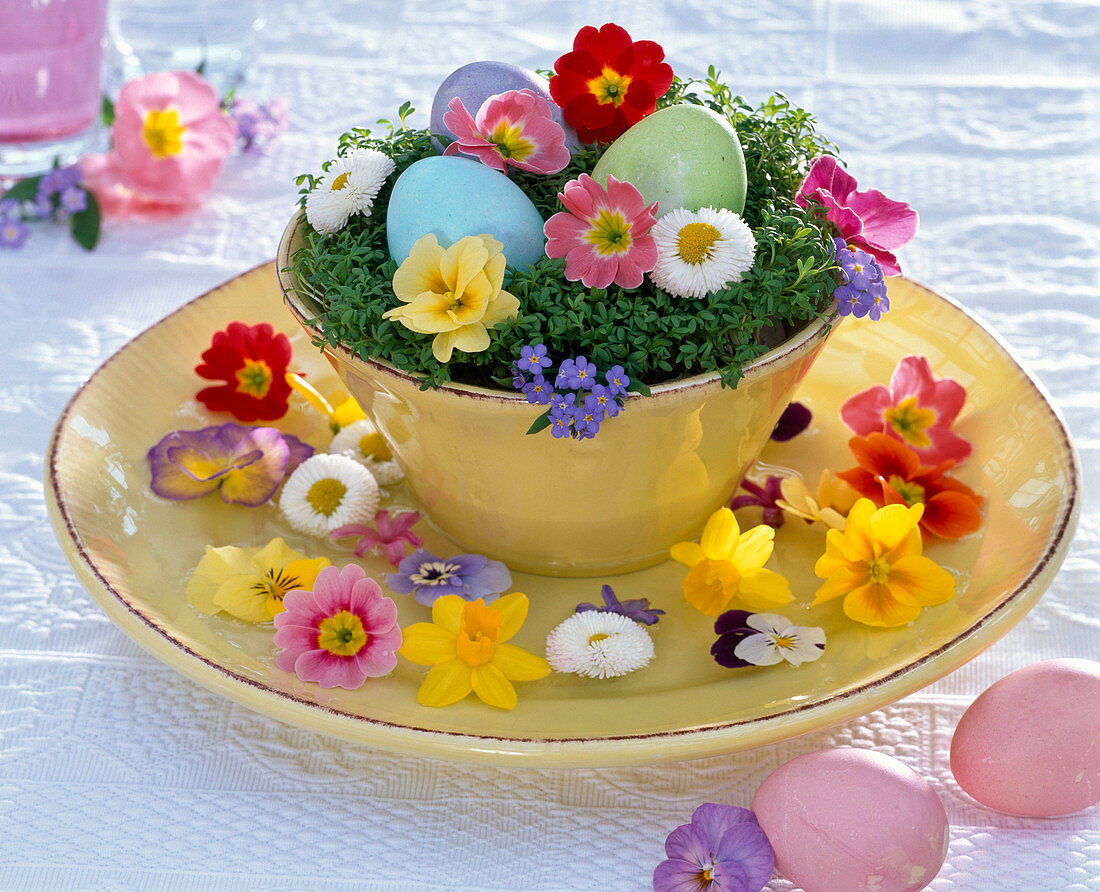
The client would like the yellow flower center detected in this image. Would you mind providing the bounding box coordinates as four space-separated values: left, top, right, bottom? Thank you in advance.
888 475 926 506
585 208 633 256
587 633 609 646
869 556 891 584
455 600 503 667
235 359 273 398
487 119 533 161
587 68 632 106
773 634 794 649
142 108 186 158
883 396 937 448
306 478 347 516
358 431 392 461
676 222 722 265
329 172 351 191
252 566 301 605
317 610 368 656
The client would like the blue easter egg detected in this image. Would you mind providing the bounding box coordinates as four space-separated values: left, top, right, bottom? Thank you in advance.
429 60 580 153
386 156 546 272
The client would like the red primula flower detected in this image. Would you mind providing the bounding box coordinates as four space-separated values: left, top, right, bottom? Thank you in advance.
837 433 984 540
549 23 674 144
195 321 293 422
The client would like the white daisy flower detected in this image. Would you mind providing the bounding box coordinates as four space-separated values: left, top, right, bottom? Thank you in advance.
649 207 756 299
329 419 404 485
305 148 396 235
279 453 380 537
545 611 655 679
733 613 826 667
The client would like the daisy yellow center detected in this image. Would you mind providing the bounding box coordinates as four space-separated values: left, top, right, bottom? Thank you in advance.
588 633 609 646
888 475 926 506
329 172 351 191
585 209 633 256
142 108 186 158
358 432 393 461
676 222 722 264
869 556 891 585
487 120 533 161
306 478 347 516
456 601 502 666
883 396 937 448
235 359 273 398
317 610 368 656
587 68 632 106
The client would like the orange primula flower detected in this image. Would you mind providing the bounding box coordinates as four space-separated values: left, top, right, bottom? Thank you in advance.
837 433 983 540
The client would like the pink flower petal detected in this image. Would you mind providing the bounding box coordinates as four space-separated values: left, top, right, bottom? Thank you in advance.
840 384 893 436
294 649 368 689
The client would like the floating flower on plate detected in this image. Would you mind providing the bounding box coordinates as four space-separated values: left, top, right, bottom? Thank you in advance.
729 475 785 528
670 507 792 617
304 148 395 235
775 471 855 531
186 537 330 622
770 401 812 442
285 373 367 434
649 207 756 299
653 803 775 892
280 453 380 537
387 548 511 607
711 611 826 669
398 593 551 710
195 322 294 422
575 584 664 625
813 498 956 627
331 509 423 568
274 563 402 689
545 610 655 678
328 418 404 484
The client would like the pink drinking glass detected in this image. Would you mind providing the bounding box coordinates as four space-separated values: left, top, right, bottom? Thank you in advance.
0 0 109 176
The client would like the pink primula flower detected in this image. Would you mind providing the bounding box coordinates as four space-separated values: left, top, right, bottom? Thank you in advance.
840 354 972 466
796 156 918 276
81 70 236 217
443 90 570 175
273 564 402 690
544 174 658 289
329 509 424 568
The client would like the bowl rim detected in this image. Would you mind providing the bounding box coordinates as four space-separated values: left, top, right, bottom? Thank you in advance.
275 211 838 403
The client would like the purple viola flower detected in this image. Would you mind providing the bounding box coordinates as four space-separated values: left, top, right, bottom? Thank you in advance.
710 610 756 668
653 803 775 892
604 364 630 397
770 401 811 441
576 584 665 625
386 548 512 607
0 218 29 249
518 343 552 375
60 186 88 214
522 375 553 405
729 476 785 528
230 96 289 155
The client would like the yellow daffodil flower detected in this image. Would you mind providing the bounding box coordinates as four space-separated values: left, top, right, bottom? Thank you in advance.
813 498 956 627
776 471 858 531
398 592 550 710
383 233 520 363
670 507 793 617
285 372 367 433
186 537 330 623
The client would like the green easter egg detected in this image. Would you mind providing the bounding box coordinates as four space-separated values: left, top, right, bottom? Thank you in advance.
591 105 747 215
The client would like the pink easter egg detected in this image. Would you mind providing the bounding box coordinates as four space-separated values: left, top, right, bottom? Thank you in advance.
752 747 949 892
950 658 1100 817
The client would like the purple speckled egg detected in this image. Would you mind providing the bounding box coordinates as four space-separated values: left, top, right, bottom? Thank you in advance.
950 658 1100 817
752 748 949 892
428 60 579 153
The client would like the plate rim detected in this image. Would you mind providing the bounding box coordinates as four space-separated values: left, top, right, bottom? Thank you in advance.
45 263 1082 767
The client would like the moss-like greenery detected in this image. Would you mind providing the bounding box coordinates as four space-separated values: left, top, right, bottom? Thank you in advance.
291 72 840 390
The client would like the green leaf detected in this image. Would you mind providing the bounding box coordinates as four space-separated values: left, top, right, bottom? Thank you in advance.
525 410 552 435
101 94 115 127
70 189 101 250
627 379 652 397
1 176 41 203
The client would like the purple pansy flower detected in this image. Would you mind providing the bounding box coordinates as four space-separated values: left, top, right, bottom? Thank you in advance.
653 803 775 892
386 548 512 607
576 584 665 625
710 610 758 668
729 476 785 528
770 401 811 441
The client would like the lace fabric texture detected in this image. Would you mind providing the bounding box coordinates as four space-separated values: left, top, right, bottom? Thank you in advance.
2 0 1098 888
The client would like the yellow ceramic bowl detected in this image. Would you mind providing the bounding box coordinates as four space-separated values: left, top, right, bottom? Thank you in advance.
277 214 836 576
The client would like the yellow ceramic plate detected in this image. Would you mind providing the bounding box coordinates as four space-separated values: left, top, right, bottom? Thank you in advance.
46 265 1080 767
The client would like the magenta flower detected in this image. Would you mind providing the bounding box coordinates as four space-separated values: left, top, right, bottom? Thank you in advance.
147 422 312 507
273 564 401 689
653 803 775 892
796 155 918 276
840 354 972 466
442 90 570 175
544 174 659 289
330 509 424 568
729 476 785 528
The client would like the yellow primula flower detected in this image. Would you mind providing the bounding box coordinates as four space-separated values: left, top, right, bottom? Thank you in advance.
383 233 520 363
670 506 793 617
813 498 956 627
185 537 330 623
398 592 550 710
776 470 858 531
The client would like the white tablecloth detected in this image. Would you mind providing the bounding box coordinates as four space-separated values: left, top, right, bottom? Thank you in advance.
2 1 1097 889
